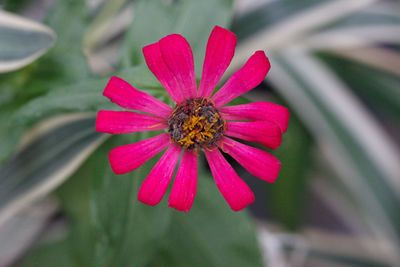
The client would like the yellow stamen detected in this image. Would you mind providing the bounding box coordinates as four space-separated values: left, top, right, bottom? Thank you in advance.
168 98 225 150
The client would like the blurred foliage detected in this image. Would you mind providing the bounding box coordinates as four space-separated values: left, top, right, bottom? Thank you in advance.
0 0 91 162
0 118 101 218
122 0 233 73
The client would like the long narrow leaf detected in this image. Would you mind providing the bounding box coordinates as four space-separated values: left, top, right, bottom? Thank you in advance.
0 116 105 225
267 49 400 252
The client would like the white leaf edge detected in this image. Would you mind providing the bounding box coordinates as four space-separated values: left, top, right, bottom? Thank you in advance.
0 10 56 73
231 0 377 65
0 114 107 227
266 50 400 257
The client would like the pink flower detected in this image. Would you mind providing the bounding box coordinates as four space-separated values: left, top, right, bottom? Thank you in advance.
96 26 289 212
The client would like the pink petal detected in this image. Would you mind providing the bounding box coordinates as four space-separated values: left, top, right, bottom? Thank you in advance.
198 26 236 98
225 121 282 149
103 76 172 118
168 150 198 212
138 144 181 206
159 34 197 99
220 137 281 183
205 148 255 211
143 34 197 103
220 102 290 132
96 110 167 134
212 51 271 107
108 133 170 175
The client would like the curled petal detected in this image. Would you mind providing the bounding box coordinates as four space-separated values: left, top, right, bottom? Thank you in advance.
103 76 172 118
213 51 271 107
96 110 166 134
108 133 170 175
143 43 183 103
220 137 281 183
220 102 290 132
138 144 181 206
205 148 255 211
143 34 196 103
198 26 236 97
225 121 282 149
169 150 198 212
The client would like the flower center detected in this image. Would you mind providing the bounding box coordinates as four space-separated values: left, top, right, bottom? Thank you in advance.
168 98 225 150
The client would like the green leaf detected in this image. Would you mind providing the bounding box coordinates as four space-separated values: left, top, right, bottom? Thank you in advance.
269 50 400 245
0 0 94 163
232 0 326 41
3 0 31 12
0 0 90 85
267 112 312 230
122 0 234 74
0 65 162 163
319 52 400 119
14 65 163 125
0 116 104 225
0 10 56 73
91 138 172 267
320 3 400 30
0 0 92 107
83 0 128 51
55 134 172 267
233 0 400 243
42 0 91 82
46 138 263 267
151 167 264 267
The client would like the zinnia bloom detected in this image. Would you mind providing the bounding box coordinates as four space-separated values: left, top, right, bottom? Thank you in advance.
96 26 289 212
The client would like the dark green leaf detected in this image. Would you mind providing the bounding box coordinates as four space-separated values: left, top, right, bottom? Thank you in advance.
18 240 75 267
151 167 264 267
3 0 31 12
268 112 312 230
55 134 172 267
52 137 263 267
319 52 400 119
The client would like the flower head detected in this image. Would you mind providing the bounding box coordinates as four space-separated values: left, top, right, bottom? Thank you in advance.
96 26 289 212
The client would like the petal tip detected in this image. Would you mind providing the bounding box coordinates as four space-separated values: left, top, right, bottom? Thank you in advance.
267 161 281 183
161 33 187 42
103 76 123 96
255 50 271 70
95 111 104 133
108 150 126 175
213 25 236 38
230 194 255 212
168 202 191 213
137 195 159 206
142 42 156 54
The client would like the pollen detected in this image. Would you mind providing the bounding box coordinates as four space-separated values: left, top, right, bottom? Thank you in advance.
168 98 225 150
